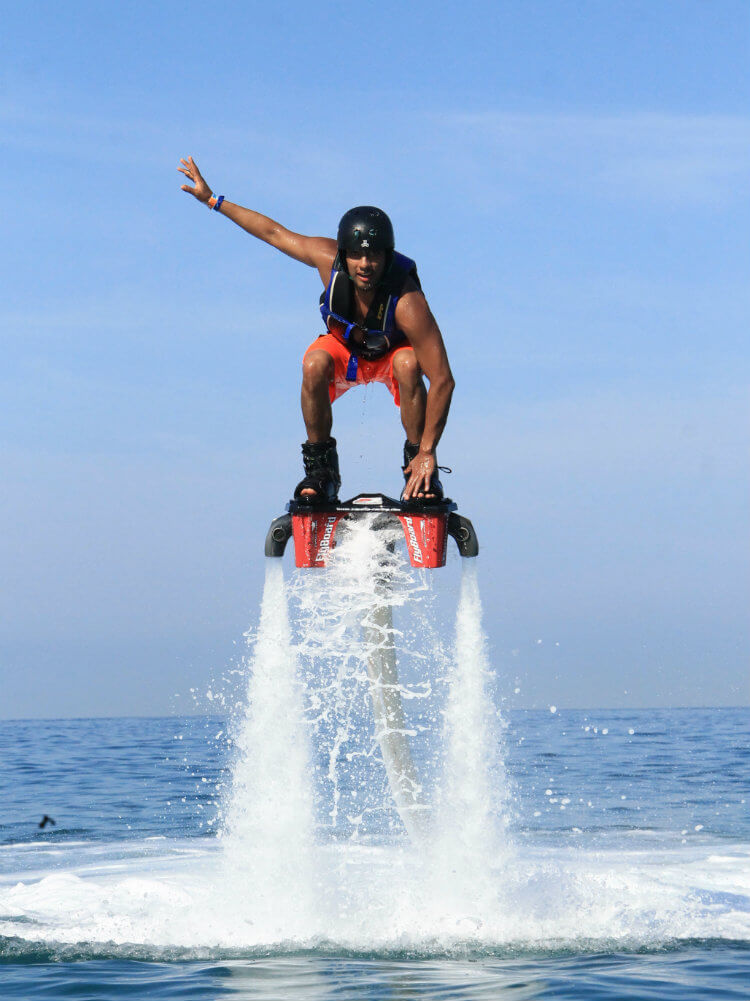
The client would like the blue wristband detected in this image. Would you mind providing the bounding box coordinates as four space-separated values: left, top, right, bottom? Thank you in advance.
214 195 225 212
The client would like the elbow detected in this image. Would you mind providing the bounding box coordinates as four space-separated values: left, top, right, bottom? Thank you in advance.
440 373 456 398
424 365 454 399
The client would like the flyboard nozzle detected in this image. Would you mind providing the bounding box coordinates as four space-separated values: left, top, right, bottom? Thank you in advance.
264 514 293 557
447 512 479 558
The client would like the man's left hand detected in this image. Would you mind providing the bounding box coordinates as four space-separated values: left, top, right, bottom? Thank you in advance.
403 449 437 500
178 155 212 203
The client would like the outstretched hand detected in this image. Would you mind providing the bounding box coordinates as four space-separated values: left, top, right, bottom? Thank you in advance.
178 155 211 203
403 450 437 501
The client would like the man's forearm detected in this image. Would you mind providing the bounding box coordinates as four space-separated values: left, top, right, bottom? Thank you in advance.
420 375 455 453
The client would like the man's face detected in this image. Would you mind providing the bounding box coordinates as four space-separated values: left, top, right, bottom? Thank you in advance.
345 248 387 291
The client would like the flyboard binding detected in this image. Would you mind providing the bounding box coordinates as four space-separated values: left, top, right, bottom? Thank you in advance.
265 493 478 568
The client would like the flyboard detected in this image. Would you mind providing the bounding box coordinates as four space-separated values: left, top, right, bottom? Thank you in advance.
265 493 478 842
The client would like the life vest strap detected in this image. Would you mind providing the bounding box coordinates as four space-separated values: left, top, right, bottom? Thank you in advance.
339 319 358 341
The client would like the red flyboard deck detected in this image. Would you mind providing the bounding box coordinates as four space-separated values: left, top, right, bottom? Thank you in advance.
266 494 478 565
291 509 449 568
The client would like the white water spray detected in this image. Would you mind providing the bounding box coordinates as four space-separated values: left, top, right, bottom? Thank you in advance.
429 559 510 909
229 522 505 856
219 523 508 934
221 560 316 931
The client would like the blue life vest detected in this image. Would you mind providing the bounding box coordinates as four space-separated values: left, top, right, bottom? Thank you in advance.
319 251 421 380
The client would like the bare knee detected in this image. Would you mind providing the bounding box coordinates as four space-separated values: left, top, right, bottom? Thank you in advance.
392 350 422 390
302 350 334 387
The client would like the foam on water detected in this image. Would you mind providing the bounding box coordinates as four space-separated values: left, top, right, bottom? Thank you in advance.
2 837 750 956
1 524 749 958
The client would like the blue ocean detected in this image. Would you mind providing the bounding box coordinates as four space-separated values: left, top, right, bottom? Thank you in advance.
1 528 748 999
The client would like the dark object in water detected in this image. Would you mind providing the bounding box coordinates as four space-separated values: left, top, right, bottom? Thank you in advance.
39 815 56 829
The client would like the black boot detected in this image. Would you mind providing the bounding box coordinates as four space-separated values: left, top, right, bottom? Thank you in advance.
294 438 341 505
401 439 444 504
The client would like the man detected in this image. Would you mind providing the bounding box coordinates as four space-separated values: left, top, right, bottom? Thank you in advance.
178 156 455 504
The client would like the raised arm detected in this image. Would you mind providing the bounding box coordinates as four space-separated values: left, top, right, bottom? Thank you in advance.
395 288 456 500
178 156 336 276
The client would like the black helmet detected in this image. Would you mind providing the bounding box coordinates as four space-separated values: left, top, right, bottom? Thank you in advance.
337 206 394 256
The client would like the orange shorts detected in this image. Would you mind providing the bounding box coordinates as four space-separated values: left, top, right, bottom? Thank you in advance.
303 333 413 407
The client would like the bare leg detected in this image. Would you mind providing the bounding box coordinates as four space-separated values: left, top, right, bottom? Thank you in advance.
393 350 426 444
301 350 334 443
297 350 337 499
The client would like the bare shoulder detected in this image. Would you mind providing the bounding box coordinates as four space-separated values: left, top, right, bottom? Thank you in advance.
394 284 439 338
305 235 337 265
293 235 337 276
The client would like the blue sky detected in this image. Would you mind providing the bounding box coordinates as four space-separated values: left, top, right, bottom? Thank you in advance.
1 0 748 717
